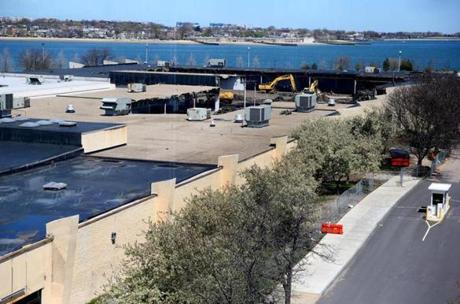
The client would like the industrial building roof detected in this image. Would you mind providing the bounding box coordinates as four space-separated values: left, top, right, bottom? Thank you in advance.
0 142 81 175
68 84 218 100
0 156 215 256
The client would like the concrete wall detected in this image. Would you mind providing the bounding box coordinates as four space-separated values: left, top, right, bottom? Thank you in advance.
0 136 292 304
81 125 128 153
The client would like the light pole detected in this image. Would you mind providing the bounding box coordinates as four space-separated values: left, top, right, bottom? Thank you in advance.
397 50 402 72
247 46 251 68
242 77 247 127
41 43 45 63
144 43 149 64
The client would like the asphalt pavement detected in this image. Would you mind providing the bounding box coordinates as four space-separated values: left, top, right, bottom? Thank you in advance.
318 151 460 304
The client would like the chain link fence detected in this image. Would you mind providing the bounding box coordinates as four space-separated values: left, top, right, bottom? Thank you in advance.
317 174 391 226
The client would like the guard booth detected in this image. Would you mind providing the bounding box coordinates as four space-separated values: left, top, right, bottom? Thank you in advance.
427 183 451 222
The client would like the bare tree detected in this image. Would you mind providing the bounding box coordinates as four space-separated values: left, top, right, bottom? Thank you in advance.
80 48 111 66
186 53 196 66
335 56 350 71
252 55 261 68
20 48 53 71
386 74 460 167
54 50 67 69
0 48 12 72
235 56 244 68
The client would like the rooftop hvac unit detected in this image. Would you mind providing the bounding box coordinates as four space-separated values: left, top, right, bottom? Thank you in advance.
100 97 132 116
128 83 147 93
26 76 44 85
0 94 14 118
245 105 272 128
187 107 211 121
295 93 316 112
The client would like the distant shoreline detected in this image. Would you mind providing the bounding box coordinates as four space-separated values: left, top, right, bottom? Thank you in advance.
0 36 323 46
383 37 460 41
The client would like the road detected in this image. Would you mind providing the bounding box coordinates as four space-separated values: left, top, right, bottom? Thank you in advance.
319 151 460 304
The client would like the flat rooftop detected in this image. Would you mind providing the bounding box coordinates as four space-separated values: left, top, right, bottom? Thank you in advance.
67 84 217 100
0 156 215 256
0 142 81 175
0 74 114 98
12 92 386 164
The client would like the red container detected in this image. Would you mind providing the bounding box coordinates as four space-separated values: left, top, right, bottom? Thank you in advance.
321 223 344 235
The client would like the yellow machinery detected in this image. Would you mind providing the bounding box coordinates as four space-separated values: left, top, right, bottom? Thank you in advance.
306 80 319 94
219 90 234 103
258 74 297 92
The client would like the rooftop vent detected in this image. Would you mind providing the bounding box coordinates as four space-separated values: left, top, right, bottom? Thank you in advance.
19 122 40 128
59 121 77 127
43 182 67 191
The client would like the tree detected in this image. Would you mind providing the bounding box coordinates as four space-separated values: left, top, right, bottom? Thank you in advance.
235 56 244 68
355 62 363 72
292 118 382 192
186 53 196 66
335 56 350 71
80 48 111 66
385 74 460 167
20 48 53 71
241 158 319 304
400 59 413 71
311 63 318 70
382 58 390 71
0 48 12 72
98 155 320 304
54 50 67 69
252 56 261 68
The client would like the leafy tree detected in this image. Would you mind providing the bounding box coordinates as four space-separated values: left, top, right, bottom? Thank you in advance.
385 74 460 167
98 156 320 304
355 63 363 72
311 63 318 70
292 118 382 192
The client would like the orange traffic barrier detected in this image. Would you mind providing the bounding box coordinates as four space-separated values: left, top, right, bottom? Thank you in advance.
321 223 343 235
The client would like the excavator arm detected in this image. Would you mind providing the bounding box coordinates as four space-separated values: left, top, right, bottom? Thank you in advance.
258 74 297 92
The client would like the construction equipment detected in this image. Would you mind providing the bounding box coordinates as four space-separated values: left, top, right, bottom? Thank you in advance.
187 108 211 121
258 74 297 92
100 97 132 116
245 105 272 128
305 80 319 94
219 90 234 103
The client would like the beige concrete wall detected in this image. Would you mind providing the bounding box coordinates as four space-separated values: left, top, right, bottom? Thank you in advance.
0 136 291 304
0 240 52 303
81 126 128 153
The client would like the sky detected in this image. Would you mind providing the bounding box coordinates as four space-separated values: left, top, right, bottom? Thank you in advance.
0 0 459 33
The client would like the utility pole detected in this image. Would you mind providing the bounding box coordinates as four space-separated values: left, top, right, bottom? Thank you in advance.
242 77 247 127
41 43 45 63
247 46 251 68
144 43 149 64
397 50 402 72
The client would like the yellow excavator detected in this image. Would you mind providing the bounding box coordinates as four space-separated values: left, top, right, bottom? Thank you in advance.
258 74 297 92
219 90 234 103
304 80 319 94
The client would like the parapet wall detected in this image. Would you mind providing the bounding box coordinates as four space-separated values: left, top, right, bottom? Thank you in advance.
0 136 295 304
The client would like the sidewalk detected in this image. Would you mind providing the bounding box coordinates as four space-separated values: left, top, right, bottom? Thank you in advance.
291 175 421 304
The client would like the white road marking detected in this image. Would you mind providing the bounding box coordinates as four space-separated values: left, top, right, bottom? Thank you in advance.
422 220 441 242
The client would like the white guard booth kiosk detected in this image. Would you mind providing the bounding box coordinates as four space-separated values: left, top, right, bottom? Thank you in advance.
427 183 451 222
